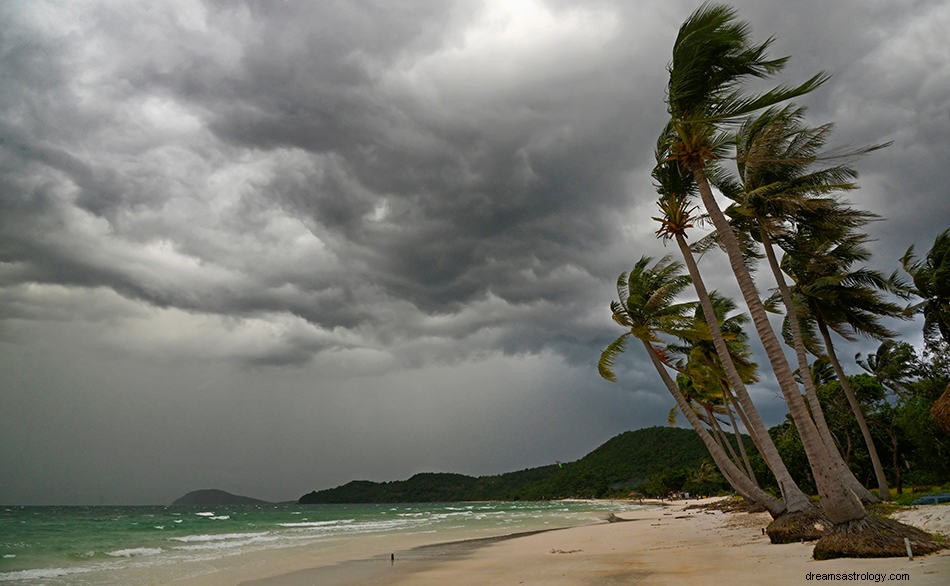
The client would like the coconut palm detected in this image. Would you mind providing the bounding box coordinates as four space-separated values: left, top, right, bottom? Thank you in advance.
652 152 813 512
722 105 884 500
598 256 785 515
675 372 756 482
664 3 867 525
669 292 761 482
781 229 910 501
901 228 950 346
856 340 919 397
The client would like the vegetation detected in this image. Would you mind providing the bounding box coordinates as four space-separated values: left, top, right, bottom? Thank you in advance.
299 427 719 503
599 2 948 558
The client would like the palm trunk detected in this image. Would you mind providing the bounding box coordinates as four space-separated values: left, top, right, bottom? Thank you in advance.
729 390 767 464
722 390 757 484
642 339 786 516
692 166 866 524
706 404 744 471
759 228 878 503
674 232 812 512
816 319 890 500
882 424 901 494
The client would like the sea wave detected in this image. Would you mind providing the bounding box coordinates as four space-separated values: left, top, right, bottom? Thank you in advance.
106 547 163 558
172 535 280 552
276 519 354 528
170 532 270 543
0 566 95 581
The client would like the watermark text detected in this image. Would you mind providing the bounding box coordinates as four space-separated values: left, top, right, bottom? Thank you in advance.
805 571 910 582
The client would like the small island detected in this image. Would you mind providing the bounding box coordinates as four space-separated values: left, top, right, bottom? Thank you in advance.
172 489 270 506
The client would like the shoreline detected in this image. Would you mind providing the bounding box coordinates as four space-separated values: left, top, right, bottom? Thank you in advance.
228 498 950 586
162 501 638 586
240 527 571 586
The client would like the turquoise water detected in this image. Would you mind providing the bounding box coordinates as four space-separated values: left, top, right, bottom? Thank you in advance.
0 501 645 584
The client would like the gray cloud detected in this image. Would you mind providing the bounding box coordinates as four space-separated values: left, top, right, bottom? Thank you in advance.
1 0 946 504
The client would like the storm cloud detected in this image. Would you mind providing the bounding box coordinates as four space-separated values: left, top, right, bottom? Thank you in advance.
1 0 947 504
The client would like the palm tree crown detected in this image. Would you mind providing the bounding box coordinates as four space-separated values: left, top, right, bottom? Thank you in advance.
901 228 950 345
598 256 694 382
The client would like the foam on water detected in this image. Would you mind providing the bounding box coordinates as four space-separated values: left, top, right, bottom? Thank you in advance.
0 501 649 585
170 532 271 543
0 566 95 581
277 519 354 528
106 548 163 558
173 535 281 552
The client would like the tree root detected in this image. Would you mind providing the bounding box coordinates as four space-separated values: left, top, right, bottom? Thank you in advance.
813 514 946 560
766 507 830 543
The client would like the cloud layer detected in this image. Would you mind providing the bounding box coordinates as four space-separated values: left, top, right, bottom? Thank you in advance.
1 0 947 503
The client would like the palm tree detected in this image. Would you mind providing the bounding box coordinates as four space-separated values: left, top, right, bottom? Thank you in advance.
672 372 753 480
663 4 865 525
782 229 909 501
652 152 813 512
598 256 785 515
723 105 883 501
669 293 761 483
856 340 919 397
901 228 950 346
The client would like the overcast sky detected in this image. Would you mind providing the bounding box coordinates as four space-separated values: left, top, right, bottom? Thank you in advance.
2 0 948 505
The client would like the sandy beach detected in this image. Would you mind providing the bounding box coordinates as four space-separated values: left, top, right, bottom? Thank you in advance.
164 499 950 586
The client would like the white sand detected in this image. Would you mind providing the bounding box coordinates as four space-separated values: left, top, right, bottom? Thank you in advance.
166 499 950 585
382 500 950 585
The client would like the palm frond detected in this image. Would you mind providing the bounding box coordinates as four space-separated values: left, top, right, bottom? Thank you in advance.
598 333 630 382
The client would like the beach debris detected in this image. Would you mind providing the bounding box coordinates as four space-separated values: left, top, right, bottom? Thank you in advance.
550 548 583 554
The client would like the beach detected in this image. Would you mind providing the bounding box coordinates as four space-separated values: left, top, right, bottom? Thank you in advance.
223 499 950 586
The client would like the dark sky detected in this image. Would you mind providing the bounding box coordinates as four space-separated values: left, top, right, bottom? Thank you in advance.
2 0 948 505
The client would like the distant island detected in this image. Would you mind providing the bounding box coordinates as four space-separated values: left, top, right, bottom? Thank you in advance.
300 426 727 503
172 488 270 506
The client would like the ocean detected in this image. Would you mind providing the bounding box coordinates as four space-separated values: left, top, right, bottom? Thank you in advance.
0 500 647 584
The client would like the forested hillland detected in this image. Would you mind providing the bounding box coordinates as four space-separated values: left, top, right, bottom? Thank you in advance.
299 426 719 503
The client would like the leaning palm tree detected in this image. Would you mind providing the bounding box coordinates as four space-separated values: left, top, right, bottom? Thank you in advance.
901 228 950 346
664 3 870 527
669 293 761 483
856 340 919 397
674 371 756 483
652 151 814 516
782 229 910 502
723 105 884 501
598 256 785 515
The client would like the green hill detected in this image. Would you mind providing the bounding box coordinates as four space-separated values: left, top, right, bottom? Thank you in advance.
299 426 716 503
